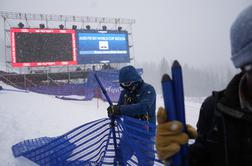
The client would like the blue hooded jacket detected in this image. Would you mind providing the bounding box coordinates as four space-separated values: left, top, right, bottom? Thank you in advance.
118 65 156 124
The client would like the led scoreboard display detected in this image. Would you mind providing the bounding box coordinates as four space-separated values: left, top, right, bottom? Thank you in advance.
10 28 77 67
77 30 130 64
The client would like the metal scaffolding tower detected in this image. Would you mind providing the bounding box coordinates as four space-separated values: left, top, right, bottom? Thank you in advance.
0 11 136 73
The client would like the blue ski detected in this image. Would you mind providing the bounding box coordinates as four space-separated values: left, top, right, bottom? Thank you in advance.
172 60 188 166
161 74 182 166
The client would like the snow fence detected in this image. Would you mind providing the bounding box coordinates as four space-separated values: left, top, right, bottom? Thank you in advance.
12 116 163 166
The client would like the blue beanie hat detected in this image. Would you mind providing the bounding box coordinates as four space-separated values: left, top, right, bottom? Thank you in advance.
231 5 252 68
119 65 142 83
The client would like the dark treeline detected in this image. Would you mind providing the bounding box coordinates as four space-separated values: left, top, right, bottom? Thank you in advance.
139 57 238 97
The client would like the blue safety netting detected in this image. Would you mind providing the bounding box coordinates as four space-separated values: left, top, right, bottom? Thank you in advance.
12 116 163 166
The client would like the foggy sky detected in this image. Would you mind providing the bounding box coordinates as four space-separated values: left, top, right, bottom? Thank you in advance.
0 0 251 69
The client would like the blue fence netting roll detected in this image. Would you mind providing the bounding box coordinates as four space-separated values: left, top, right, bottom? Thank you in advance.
12 116 164 166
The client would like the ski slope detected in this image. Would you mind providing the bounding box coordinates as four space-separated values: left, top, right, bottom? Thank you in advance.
0 81 202 165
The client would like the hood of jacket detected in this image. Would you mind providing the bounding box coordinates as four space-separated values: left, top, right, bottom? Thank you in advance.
119 65 142 84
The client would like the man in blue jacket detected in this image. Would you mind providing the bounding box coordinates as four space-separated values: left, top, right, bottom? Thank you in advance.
107 65 156 124
107 65 156 165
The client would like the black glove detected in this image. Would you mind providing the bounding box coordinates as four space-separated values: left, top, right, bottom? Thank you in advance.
107 105 121 117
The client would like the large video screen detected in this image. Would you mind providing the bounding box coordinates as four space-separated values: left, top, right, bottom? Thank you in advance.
11 28 77 67
77 30 130 64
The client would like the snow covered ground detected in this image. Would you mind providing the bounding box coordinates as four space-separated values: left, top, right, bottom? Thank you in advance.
0 81 202 165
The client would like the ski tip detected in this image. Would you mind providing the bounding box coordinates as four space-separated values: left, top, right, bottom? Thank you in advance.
162 74 171 82
172 60 181 68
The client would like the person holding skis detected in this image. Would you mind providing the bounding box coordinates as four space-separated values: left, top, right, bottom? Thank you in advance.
106 65 156 165
156 5 252 166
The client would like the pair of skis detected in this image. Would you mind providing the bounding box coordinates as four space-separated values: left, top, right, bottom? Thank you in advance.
161 60 188 166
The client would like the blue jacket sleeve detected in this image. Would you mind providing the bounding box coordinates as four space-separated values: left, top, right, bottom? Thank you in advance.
119 85 156 117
